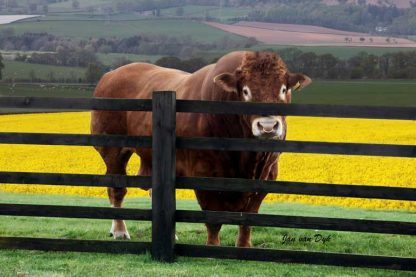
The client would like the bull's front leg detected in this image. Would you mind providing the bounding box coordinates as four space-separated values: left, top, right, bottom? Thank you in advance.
236 192 268 247
236 225 252 247
206 223 222 246
108 187 130 240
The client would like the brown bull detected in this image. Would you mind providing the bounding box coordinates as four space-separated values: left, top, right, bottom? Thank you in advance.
91 51 311 247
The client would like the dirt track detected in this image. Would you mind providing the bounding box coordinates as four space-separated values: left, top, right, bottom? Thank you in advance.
206 21 416 47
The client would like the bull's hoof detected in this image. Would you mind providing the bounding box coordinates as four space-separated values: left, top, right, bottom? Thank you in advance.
111 231 131 240
235 241 252 248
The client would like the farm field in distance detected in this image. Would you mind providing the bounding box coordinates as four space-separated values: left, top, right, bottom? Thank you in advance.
0 192 415 276
206 21 416 47
1 19 245 42
250 44 416 59
2 60 85 82
97 53 164 65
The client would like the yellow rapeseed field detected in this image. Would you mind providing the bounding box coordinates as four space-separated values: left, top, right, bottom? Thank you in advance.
0 112 415 211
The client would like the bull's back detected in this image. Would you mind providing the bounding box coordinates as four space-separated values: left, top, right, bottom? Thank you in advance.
91 63 190 136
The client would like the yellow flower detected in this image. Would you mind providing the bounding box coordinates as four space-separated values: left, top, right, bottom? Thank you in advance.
0 112 414 211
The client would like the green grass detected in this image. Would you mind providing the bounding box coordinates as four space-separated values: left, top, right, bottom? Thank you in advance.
0 83 93 114
294 80 416 107
252 45 416 59
3 19 244 43
0 192 415 276
47 0 113 13
97 53 164 65
3 60 85 82
1 79 415 110
0 83 93 98
161 5 250 21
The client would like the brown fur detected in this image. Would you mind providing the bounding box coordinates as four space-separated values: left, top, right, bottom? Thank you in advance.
91 51 310 246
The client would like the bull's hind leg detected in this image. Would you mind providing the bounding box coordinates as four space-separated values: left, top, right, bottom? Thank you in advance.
100 147 133 240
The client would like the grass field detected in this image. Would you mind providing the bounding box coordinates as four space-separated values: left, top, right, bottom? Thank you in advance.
0 192 415 276
2 19 244 43
0 83 93 113
97 53 164 65
260 45 416 59
294 80 416 106
2 60 85 82
0 80 415 107
161 4 250 21
47 0 113 12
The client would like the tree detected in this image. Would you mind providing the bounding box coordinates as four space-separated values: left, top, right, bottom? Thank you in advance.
0 53 4 80
29 70 37 82
85 63 104 83
72 0 79 9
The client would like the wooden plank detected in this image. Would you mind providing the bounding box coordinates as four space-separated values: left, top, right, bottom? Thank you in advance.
0 172 151 189
151 91 177 262
176 177 416 201
175 244 416 271
0 97 152 111
176 100 416 120
0 133 152 148
177 137 416 158
0 237 150 254
176 210 416 235
0 204 151 221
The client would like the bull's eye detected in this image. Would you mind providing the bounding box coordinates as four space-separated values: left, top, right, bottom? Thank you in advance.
242 85 252 101
280 85 287 95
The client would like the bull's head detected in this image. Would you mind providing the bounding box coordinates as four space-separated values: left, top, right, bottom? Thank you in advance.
213 52 311 139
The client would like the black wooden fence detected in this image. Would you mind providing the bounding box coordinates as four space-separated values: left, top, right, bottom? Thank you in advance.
0 92 415 271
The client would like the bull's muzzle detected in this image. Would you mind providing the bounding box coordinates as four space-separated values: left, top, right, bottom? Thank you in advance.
252 116 285 139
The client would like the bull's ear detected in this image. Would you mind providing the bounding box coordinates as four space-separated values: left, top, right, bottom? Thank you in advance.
213 73 237 93
287 73 312 92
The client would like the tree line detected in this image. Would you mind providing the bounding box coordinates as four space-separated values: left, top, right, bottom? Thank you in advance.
151 49 416 80
3 49 416 83
0 28 257 59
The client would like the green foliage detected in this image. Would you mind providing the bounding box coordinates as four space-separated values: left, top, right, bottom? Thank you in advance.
85 63 104 83
155 56 206 72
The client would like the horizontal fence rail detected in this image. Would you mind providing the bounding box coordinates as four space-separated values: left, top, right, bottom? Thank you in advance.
0 133 152 148
1 97 415 120
177 100 416 120
0 133 413 158
0 97 152 111
0 93 415 271
176 177 416 201
0 172 151 189
177 137 416 157
175 244 416 271
0 204 151 221
176 210 416 235
0 237 150 254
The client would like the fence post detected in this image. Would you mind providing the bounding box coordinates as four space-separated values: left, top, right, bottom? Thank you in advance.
151 91 176 262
